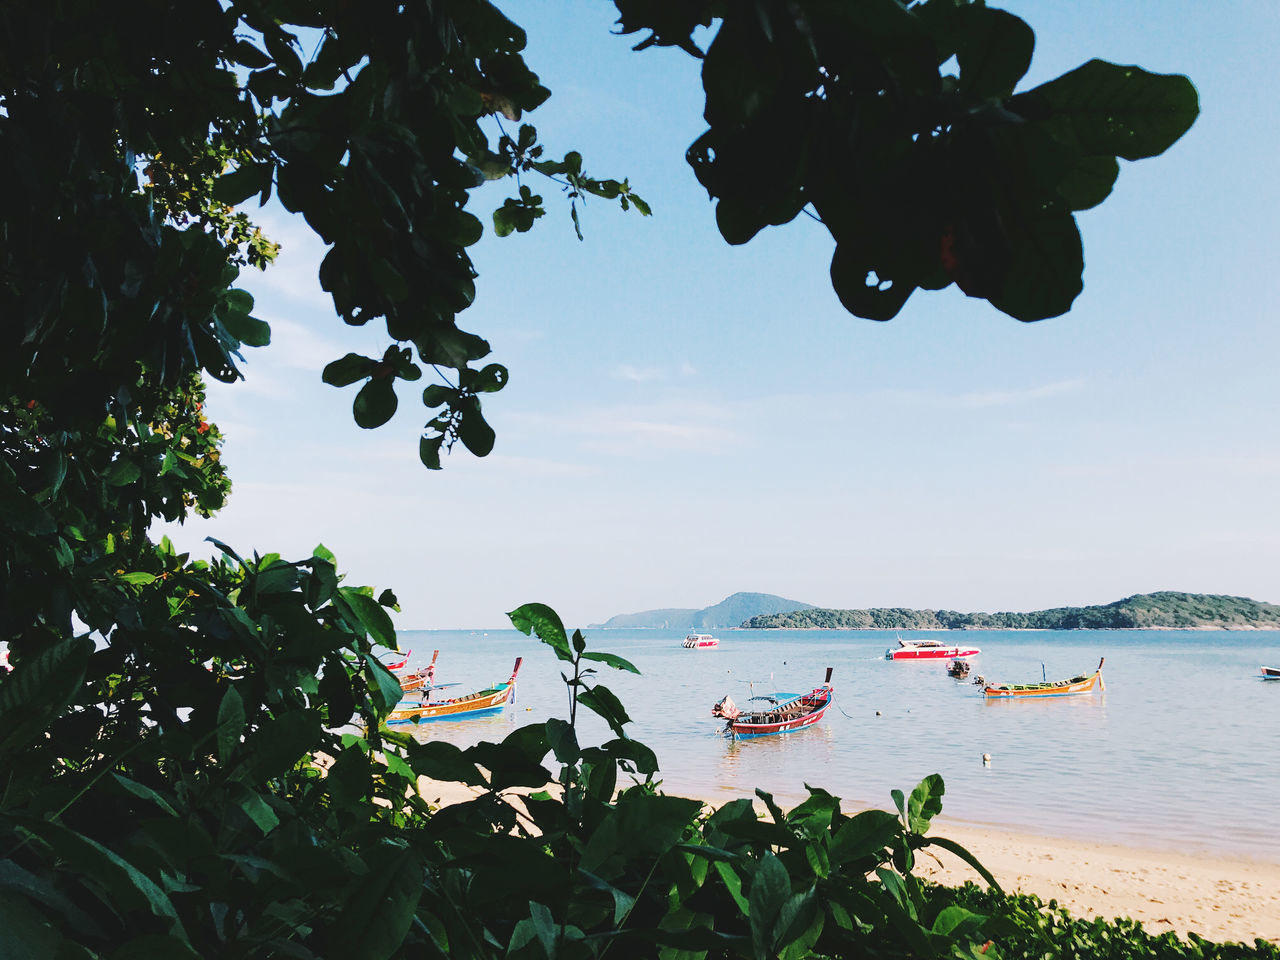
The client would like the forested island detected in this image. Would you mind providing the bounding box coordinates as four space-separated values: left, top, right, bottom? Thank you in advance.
741 591 1280 630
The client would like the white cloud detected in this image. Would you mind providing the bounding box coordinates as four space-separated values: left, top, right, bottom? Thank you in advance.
548 398 742 454
614 364 666 382
955 379 1085 408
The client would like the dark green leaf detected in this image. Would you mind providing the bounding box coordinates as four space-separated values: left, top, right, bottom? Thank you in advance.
1033 59 1200 160
919 836 1003 893
16 818 186 933
456 399 495 456
906 773 945 834
212 163 272 205
529 901 557 959
406 741 485 787
576 684 631 738
326 845 423 960
508 603 571 663
749 851 790 957
362 654 405 714
1058 155 1120 211
0 897 60 957
323 353 376 387
243 709 322 781
990 206 1083 322
954 7 1034 99
422 384 453 407
830 809 899 866
340 588 397 648
111 773 178 817
600 737 658 776
578 651 640 674
104 457 142 486
216 685 245 765
545 717 580 765
353 378 398 429
220 309 271 348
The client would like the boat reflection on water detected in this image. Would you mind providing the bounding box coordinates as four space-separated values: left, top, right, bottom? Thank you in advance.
713 723 838 810
402 712 518 743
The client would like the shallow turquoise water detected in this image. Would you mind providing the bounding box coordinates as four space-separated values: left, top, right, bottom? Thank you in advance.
394 628 1280 859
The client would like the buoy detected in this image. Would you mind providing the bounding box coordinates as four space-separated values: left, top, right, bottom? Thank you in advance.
982 753 992 766
875 711 881 716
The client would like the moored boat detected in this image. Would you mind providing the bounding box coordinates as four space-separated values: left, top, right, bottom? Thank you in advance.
683 633 719 648
1262 666 1280 679
711 668 833 736
947 658 971 679
984 658 1105 699
398 649 439 692
885 637 980 661
380 648 413 671
388 657 522 723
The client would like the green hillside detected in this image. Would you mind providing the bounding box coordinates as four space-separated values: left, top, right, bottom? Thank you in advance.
594 592 814 630
742 592 1280 630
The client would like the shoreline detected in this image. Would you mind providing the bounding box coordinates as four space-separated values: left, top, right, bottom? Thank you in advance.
922 817 1280 945
418 778 1280 945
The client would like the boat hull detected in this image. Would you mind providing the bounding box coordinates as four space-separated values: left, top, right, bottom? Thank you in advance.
984 661 1104 699
388 656 522 723
728 699 830 736
887 646 980 661
721 683 834 737
388 683 513 723
1262 666 1280 679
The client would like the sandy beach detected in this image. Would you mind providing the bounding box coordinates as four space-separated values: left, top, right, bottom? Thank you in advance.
418 778 1280 946
920 820 1280 945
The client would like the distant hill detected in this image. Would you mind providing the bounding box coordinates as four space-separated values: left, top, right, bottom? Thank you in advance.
742 592 1280 630
594 592 814 630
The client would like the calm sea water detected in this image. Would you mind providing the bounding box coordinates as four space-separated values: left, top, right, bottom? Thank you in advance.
393 628 1280 860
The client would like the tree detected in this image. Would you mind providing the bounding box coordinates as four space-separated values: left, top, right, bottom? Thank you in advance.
0 1 1197 958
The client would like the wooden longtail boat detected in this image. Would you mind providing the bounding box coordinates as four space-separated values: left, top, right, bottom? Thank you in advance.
380 648 412 672
984 658 1105 699
711 668 834 737
1261 666 1280 679
387 658 522 724
399 650 439 692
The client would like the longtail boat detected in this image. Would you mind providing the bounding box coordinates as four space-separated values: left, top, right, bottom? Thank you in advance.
984 658 1105 699
387 657 522 724
380 648 413 672
885 637 980 661
1262 666 1280 679
399 650 439 692
711 668 833 737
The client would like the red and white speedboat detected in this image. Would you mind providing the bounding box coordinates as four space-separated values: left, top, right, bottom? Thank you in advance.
682 633 719 648
885 637 980 661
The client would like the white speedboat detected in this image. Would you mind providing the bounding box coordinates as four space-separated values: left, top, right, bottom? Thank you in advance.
885 636 979 661
682 633 719 649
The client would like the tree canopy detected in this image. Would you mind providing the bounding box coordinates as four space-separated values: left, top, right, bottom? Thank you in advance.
0 2 1202 958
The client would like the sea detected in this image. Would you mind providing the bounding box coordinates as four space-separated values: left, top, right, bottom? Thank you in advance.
393 628 1280 860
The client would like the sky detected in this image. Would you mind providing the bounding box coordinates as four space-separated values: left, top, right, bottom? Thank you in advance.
159 2 1280 629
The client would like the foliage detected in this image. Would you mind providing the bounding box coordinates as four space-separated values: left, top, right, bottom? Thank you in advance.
616 0 1198 323
0 1 1214 959
933 883 1280 959
743 592 1280 630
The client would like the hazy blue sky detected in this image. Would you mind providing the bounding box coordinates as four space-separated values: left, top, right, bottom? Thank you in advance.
160 2 1280 628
